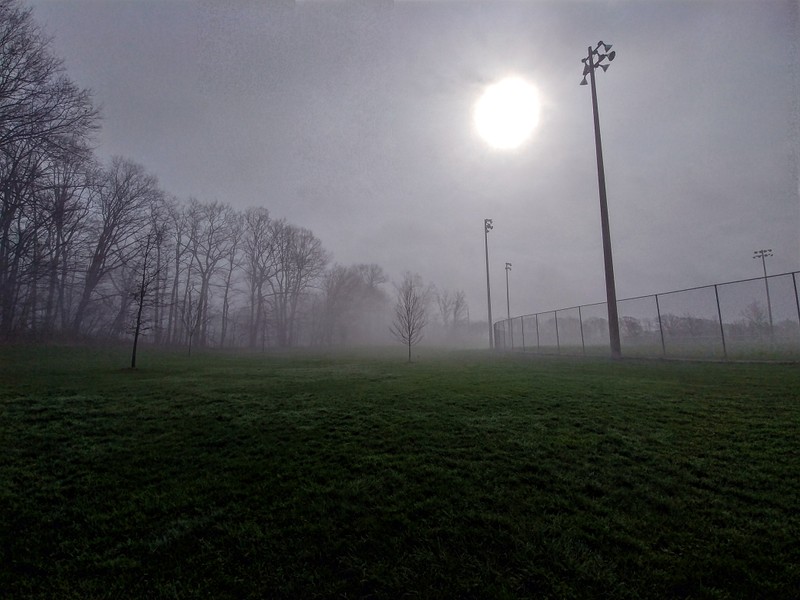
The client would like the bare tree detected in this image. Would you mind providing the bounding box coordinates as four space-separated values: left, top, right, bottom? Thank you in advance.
242 206 274 348
741 300 769 335
218 210 242 348
71 157 160 333
354 263 389 343
318 264 362 345
183 199 237 347
619 316 643 340
267 220 328 347
0 0 98 152
435 288 469 343
451 290 468 329
164 198 189 345
0 143 42 335
0 0 98 199
390 272 430 362
40 152 94 334
437 290 454 330
0 0 98 339
129 224 167 368
180 282 201 356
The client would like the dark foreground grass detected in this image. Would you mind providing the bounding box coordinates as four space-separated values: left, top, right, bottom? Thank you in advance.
1 345 798 599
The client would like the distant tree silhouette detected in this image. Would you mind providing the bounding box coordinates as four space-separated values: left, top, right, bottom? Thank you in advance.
391 272 430 362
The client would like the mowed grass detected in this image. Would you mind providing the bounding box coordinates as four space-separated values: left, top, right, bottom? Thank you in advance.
1 346 798 599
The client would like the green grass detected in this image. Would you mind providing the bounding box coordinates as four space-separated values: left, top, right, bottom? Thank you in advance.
1 345 799 598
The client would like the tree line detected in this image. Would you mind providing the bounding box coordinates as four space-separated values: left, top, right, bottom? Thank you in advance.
0 0 476 354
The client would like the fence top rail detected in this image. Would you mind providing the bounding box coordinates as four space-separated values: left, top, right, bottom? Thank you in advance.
500 270 799 325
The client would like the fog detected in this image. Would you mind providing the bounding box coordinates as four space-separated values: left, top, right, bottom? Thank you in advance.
4 0 798 353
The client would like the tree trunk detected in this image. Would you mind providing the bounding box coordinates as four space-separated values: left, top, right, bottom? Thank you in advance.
130 269 147 369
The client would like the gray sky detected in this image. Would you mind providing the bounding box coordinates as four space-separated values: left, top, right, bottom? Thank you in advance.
30 0 799 320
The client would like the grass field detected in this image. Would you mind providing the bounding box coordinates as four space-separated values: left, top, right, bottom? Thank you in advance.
1 345 799 599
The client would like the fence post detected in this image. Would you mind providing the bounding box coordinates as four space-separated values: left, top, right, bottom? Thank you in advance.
578 305 586 355
714 284 727 358
793 273 800 341
535 313 540 352
655 293 666 357
554 310 560 354
520 316 526 351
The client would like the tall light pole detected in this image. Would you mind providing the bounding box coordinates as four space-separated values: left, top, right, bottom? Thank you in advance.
505 262 513 349
505 262 512 320
753 249 774 331
484 219 494 348
581 40 621 359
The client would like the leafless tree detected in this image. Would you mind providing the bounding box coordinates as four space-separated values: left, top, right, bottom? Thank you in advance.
0 144 41 335
183 199 237 347
129 224 167 368
451 290 468 328
242 206 274 348
71 157 161 333
435 288 469 343
437 290 454 330
218 210 243 348
39 152 94 334
311 262 390 346
619 316 643 340
0 0 98 153
390 272 431 362
0 0 98 339
317 264 362 345
267 220 328 347
353 263 389 343
164 198 189 345
180 282 202 356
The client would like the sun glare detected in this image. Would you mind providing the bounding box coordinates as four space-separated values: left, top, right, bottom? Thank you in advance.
473 77 540 150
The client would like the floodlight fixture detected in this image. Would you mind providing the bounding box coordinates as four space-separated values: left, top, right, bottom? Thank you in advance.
581 43 615 85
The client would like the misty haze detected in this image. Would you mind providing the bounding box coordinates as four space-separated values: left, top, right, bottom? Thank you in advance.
1 0 799 597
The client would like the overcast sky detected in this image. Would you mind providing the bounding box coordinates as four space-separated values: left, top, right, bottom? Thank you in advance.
29 0 799 321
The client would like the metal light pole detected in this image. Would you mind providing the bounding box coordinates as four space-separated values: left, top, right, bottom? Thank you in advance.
581 41 621 359
753 249 774 331
505 262 513 349
505 262 512 320
484 219 494 348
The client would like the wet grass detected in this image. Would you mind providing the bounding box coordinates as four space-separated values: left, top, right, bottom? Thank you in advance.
1 345 798 598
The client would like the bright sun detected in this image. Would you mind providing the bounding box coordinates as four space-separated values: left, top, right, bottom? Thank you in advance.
473 76 540 150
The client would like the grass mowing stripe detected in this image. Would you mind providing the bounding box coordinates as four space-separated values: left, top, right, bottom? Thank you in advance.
1 345 798 598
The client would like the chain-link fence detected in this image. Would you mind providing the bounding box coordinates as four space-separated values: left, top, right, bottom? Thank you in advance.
494 271 800 359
